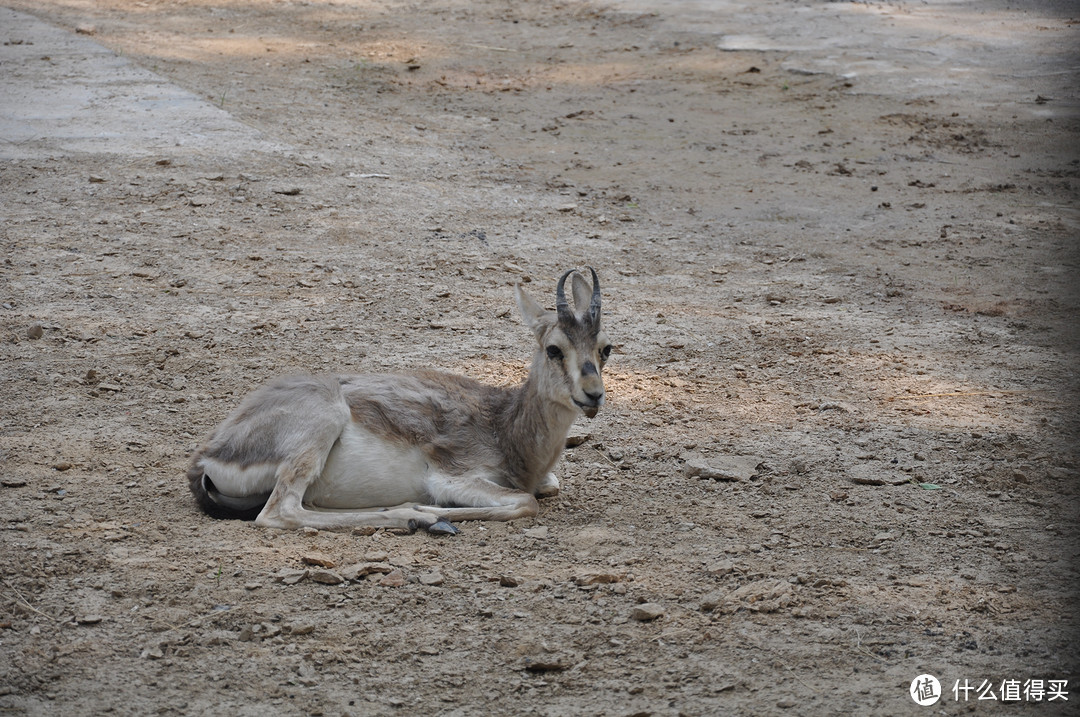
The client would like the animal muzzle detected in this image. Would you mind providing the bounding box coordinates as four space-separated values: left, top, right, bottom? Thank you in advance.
575 391 604 418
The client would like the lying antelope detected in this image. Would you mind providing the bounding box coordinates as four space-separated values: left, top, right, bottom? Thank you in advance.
186 268 612 535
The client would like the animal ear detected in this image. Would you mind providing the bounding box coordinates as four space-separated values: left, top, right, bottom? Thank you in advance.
515 284 548 338
571 272 592 318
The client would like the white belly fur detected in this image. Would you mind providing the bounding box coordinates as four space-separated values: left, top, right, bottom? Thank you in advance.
306 422 430 509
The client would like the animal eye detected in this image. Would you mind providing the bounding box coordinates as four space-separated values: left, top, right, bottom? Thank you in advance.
546 345 564 361
600 345 612 361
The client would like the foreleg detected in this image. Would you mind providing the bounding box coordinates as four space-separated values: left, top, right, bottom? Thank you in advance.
418 471 540 522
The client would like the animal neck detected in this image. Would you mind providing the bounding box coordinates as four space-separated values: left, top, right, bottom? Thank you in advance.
496 354 578 493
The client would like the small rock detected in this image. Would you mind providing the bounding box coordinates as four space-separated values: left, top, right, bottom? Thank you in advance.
707 559 734 577
631 603 665 621
715 579 795 614
273 187 302 196
140 645 164 660
574 572 623 586
1 478 28 488
75 24 96 35
565 432 590 447
684 455 762 482
273 568 308 585
76 615 103 625
200 630 235 646
308 569 344 585
418 571 445 586
301 552 336 568
339 562 392 581
700 590 725 612
287 621 315 636
499 575 521 588
52 462 72 472
379 569 407 587
523 655 571 672
27 323 44 340
849 466 908 486
524 526 549 540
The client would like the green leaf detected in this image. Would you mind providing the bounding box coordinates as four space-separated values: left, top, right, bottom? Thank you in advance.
918 483 941 490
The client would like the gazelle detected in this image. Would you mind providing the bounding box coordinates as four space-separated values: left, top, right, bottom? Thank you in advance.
186 268 612 535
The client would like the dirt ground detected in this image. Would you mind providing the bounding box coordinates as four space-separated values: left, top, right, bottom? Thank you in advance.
1 0 1078 714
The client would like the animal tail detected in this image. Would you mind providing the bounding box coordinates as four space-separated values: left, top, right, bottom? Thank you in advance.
186 456 268 521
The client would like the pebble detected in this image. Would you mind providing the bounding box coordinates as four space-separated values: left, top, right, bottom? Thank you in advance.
524 526 549 539
308 569 344 585
565 432 590 447
379 569 407 587
140 645 164 660
707 559 734 577
631 603 665 621
274 568 308 585
850 466 909 486
76 615 103 625
339 562 392 581
287 622 315 636
301 552 335 568
523 655 571 672
419 571 445 586
574 572 623 586
683 455 762 482
27 322 44 340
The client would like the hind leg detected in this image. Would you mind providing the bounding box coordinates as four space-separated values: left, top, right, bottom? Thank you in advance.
255 448 453 533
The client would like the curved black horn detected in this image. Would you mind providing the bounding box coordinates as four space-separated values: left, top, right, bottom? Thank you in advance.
586 266 601 326
555 269 576 324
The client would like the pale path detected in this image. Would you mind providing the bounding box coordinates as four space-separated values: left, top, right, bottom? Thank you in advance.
0 7 285 160
612 0 1079 116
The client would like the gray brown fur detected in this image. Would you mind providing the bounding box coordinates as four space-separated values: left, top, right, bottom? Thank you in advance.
186 268 613 534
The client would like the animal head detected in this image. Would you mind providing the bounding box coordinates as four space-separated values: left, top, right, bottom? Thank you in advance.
516 268 612 418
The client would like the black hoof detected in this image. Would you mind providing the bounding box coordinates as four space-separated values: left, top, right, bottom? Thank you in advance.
427 518 459 536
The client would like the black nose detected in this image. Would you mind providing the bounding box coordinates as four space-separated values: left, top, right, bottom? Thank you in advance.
584 390 604 404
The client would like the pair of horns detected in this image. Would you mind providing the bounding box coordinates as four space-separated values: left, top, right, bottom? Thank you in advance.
555 267 601 328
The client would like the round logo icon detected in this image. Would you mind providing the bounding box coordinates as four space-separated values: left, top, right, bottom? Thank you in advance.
910 674 942 706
